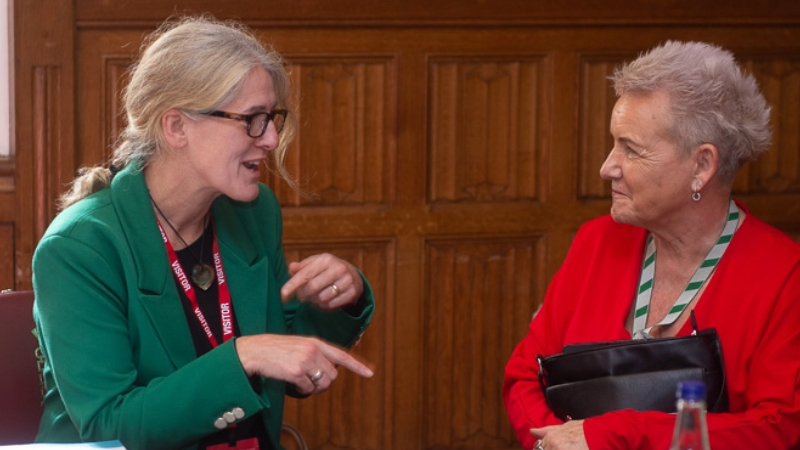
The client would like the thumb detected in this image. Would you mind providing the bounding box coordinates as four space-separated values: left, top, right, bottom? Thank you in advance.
530 427 546 439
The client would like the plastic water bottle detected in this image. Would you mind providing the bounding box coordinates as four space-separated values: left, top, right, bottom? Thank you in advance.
668 380 711 450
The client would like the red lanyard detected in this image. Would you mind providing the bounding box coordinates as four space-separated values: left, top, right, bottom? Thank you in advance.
156 218 234 348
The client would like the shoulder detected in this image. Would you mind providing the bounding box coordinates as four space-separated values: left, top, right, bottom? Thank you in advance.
734 211 800 265
40 189 118 242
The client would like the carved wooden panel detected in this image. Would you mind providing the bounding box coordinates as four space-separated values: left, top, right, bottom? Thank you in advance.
577 54 633 200
282 239 394 450
270 57 398 208
0 223 14 290
102 58 132 163
73 0 800 26
423 236 547 450
31 66 64 237
735 57 800 194
76 30 140 170
428 57 546 204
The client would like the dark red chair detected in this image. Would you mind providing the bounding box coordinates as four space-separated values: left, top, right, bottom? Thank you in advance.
0 289 42 444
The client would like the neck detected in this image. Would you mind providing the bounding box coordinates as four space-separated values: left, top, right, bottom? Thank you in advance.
650 196 733 263
145 159 216 248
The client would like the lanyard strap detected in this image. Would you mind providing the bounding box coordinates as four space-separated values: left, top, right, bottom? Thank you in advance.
632 199 739 336
156 218 234 348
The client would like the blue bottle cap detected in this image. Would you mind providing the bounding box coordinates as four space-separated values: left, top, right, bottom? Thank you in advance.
677 380 706 401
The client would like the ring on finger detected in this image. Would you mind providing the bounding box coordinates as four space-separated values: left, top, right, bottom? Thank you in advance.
534 440 544 450
309 369 324 382
330 283 340 296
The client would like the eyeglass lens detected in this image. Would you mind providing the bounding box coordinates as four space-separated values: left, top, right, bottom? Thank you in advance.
249 111 286 138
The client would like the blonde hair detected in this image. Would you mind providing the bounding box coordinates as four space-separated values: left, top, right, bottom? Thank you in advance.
59 15 298 209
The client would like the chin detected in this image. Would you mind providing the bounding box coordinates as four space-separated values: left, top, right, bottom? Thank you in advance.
227 187 260 203
609 207 634 226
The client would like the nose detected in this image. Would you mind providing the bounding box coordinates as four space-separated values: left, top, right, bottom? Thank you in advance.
255 122 280 150
599 147 621 181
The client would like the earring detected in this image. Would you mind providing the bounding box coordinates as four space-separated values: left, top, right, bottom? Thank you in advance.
692 180 702 202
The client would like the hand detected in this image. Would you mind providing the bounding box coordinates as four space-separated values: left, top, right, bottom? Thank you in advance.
281 253 364 310
530 420 588 450
235 334 374 395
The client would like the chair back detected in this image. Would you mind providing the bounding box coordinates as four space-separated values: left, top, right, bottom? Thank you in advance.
0 290 42 444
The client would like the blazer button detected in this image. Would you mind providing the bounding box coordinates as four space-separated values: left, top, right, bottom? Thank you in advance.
232 407 245 419
223 411 236 423
214 417 227 430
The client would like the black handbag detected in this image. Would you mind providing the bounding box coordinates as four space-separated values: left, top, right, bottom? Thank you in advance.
537 327 728 421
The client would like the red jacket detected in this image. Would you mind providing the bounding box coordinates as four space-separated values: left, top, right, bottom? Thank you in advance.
503 205 800 450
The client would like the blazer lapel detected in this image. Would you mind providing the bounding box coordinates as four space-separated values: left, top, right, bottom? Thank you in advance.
212 200 269 337
111 165 197 369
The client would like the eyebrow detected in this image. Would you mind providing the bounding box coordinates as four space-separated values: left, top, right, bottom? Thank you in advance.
243 102 279 114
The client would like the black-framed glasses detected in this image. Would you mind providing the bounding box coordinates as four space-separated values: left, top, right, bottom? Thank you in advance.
200 109 288 138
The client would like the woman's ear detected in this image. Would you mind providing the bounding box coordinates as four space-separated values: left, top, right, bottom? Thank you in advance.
161 109 188 148
693 143 719 187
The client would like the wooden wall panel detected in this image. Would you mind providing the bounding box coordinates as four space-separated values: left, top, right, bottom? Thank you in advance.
272 57 398 207
14 0 75 290
736 57 800 194
423 236 546 450
0 223 15 289
428 57 545 204
103 58 132 162
76 30 139 169
577 54 631 199
72 0 800 25
32 66 64 237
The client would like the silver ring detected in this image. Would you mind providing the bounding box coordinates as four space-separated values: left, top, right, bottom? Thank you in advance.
534 440 544 450
330 283 340 296
309 369 324 382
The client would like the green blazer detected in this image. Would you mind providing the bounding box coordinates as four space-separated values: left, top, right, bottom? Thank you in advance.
32 163 374 450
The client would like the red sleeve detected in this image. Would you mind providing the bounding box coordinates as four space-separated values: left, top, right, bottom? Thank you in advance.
503 218 642 449
502 269 570 450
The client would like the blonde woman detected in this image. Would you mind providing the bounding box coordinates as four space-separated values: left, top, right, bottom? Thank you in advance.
33 16 374 450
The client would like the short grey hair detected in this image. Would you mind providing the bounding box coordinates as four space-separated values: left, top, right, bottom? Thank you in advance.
611 40 771 185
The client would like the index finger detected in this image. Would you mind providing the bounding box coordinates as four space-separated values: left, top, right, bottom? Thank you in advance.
280 262 316 302
320 343 374 378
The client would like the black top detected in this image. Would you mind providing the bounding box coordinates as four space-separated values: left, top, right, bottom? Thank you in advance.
174 222 271 449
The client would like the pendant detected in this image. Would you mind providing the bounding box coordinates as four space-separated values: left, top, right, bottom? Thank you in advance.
191 263 216 291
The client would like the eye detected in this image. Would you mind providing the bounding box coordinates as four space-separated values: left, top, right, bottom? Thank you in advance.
622 144 642 158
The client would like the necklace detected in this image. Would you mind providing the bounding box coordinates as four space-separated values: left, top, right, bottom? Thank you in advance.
149 194 216 290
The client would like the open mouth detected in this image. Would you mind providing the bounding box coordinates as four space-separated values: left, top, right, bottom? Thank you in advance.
243 161 260 172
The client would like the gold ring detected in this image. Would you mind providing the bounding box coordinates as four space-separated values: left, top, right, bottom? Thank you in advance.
309 369 324 382
330 283 340 296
